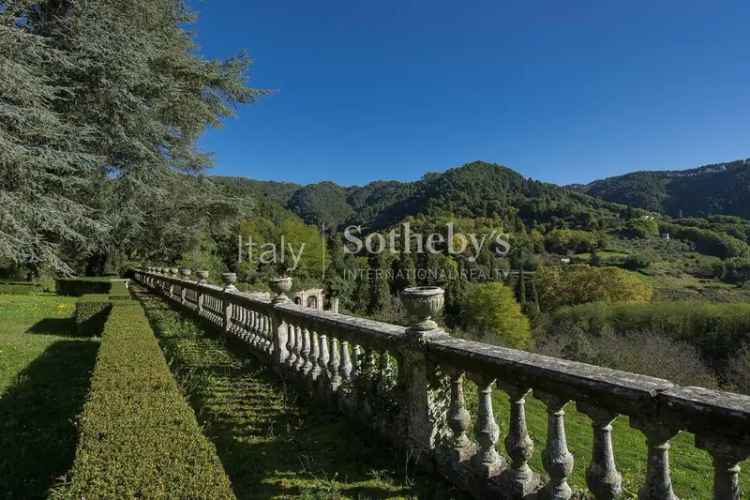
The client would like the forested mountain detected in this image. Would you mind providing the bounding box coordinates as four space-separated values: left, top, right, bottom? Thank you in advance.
212 161 633 232
578 159 750 218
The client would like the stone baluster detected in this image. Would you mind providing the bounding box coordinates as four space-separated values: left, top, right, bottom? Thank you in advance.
446 369 474 462
537 392 574 500
469 374 504 479
317 332 330 391
696 434 748 500
339 340 353 383
179 268 191 304
376 350 390 394
300 327 312 374
309 331 321 382
285 322 298 369
577 403 622 500
250 310 260 347
631 418 679 500
327 336 342 393
499 383 538 496
221 273 238 334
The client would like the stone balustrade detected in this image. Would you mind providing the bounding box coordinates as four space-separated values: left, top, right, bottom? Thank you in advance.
133 268 750 500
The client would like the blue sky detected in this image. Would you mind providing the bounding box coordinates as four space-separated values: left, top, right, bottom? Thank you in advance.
190 0 749 187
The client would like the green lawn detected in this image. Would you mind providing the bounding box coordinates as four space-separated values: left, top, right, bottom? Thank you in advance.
0 293 99 499
136 288 467 499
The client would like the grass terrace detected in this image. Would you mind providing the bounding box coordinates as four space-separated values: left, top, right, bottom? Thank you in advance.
0 293 99 498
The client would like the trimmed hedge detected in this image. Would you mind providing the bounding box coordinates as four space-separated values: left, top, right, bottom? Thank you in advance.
55 303 235 499
56 278 130 297
0 281 43 295
75 295 113 336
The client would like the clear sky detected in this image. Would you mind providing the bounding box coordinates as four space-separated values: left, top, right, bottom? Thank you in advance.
190 0 749 187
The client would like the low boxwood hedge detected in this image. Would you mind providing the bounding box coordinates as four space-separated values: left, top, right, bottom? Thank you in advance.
75 295 113 336
56 278 130 297
55 303 235 499
0 281 43 295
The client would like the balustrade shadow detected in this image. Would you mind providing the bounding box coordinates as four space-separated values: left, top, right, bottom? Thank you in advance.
136 288 467 499
0 337 98 499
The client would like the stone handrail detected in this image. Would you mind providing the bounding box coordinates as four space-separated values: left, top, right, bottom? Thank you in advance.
134 268 750 500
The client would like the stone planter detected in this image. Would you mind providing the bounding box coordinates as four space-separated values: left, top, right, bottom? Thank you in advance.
222 273 238 291
179 268 192 278
269 276 293 303
401 286 445 332
196 270 209 284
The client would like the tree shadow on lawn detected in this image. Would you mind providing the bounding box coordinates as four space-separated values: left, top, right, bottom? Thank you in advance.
25 317 76 336
0 338 98 499
137 289 466 499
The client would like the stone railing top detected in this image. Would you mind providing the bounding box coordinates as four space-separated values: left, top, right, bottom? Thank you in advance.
275 301 406 343
427 335 673 415
136 269 750 440
661 385 750 439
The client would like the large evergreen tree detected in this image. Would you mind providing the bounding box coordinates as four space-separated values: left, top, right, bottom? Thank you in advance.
0 5 103 273
1 0 263 273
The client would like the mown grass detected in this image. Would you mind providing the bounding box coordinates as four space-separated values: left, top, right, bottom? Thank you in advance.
0 293 99 499
136 287 467 499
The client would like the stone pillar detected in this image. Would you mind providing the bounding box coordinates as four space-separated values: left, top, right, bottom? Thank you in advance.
179 268 191 304
196 271 208 313
269 276 292 369
221 273 237 334
398 286 449 460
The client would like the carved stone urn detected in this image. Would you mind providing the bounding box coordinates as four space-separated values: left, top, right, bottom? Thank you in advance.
222 272 238 291
401 286 445 333
179 268 192 279
270 276 293 303
196 270 209 285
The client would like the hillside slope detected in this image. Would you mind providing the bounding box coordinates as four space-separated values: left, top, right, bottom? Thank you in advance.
212 161 631 231
580 159 750 218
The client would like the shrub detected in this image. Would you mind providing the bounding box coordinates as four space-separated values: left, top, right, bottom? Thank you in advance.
536 264 653 311
659 222 750 259
75 295 112 336
550 301 750 377
56 278 113 296
623 254 651 271
0 281 43 295
544 229 599 254
54 303 235 499
535 328 719 389
721 257 750 284
459 282 531 348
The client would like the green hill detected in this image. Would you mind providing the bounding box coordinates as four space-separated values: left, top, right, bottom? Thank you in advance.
580 159 750 218
212 161 633 231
